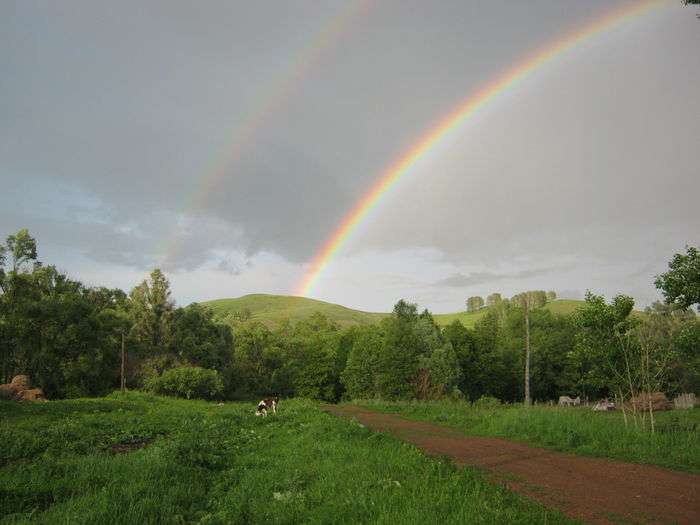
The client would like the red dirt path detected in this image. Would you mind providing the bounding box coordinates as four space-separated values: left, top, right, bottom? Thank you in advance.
325 404 700 525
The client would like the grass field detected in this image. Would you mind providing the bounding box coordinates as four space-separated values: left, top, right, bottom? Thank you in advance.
356 400 700 473
1 393 573 524
201 294 584 329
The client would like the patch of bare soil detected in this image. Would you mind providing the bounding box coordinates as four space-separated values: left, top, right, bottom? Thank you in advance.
325 404 700 525
109 438 154 454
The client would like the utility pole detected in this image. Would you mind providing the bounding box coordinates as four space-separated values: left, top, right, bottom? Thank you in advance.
524 303 531 407
120 331 126 393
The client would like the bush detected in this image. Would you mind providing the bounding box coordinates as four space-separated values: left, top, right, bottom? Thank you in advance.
473 395 502 408
134 354 187 389
145 366 223 400
449 386 465 401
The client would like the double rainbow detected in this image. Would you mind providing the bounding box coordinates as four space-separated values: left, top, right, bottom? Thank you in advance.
296 0 666 297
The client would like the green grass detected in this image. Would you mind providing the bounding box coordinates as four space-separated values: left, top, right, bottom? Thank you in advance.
433 309 491 328
541 300 584 316
355 400 700 473
1 393 574 524
201 294 584 329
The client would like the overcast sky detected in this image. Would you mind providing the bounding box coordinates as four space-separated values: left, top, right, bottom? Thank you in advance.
2 0 698 313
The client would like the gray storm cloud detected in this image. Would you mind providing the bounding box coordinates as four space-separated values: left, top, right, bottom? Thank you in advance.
434 268 560 288
1 0 698 309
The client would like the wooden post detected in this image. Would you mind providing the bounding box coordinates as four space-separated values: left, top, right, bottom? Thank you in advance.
524 304 531 407
120 331 126 393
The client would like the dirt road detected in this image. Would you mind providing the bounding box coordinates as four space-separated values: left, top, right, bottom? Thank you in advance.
325 404 700 525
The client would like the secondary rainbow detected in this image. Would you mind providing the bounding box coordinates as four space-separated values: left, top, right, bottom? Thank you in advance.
159 0 372 267
296 0 666 297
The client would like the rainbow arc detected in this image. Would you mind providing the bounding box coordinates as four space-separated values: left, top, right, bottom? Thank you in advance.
296 0 666 297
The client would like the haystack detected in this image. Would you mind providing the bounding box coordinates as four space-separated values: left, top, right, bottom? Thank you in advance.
629 392 672 412
0 375 47 402
0 383 18 400
674 393 697 409
11 375 31 390
18 388 46 402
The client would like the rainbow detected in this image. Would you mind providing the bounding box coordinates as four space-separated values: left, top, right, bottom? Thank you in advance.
160 0 373 267
296 0 667 297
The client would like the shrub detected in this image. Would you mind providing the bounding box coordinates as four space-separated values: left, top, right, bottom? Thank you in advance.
135 354 187 389
449 386 465 401
146 366 223 400
473 395 502 408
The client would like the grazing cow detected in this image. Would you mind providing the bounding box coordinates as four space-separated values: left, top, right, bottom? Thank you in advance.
255 396 279 417
592 398 616 412
558 395 581 407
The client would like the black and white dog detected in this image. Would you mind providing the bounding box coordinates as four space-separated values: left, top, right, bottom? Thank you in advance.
255 396 278 417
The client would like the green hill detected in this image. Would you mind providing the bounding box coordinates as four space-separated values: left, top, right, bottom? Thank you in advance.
201 294 585 329
201 294 388 328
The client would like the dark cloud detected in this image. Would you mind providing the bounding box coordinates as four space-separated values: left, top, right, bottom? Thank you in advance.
216 259 241 276
433 267 558 288
1 1 698 309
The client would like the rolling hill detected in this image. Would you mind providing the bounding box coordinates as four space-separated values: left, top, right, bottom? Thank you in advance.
201 294 585 329
202 294 388 328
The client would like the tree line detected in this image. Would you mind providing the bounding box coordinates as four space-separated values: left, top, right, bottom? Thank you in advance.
1 230 698 410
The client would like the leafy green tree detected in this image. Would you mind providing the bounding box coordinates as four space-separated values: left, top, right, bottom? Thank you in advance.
572 292 637 403
486 293 502 307
168 304 233 370
393 299 419 322
546 291 557 302
416 343 462 399
466 296 484 312
415 311 443 354
227 321 279 398
670 319 700 394
341 325 381 399
4 229 37 274
374 301 422 399
129 269 174 353
442 320 478 396
528 310 577 401
634 302 692 431
0 230 39 381
290 313 341 401
466 310 514 400
8 264 124 397
655 246 700 311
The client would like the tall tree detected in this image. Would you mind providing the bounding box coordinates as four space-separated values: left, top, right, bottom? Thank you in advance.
486 293 502 307
168 303 233 370
0 230 39 381
374 300 422 399
511 291 547 405
4 229 37 274
546 291 557 302
129 269 174 353
341 325 381 399
466 296 484 312
655 246 700 312
634 302 690 432
573 293 637 423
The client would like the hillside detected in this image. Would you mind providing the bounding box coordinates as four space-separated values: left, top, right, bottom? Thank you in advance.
202 294 388 328
433 300 583 328
201 294 584 329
